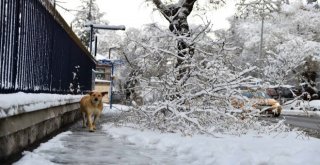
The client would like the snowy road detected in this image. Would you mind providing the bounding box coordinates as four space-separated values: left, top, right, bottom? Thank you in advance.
283 115 320 131
263 114 320 131
261 113 320 138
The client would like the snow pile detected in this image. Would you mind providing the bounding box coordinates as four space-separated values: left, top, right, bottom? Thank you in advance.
95 53 108 61
102 123 320 165
13 131 72 165
282 99 320 117
0 92 82 118
95 79 111 83
102 103 131 114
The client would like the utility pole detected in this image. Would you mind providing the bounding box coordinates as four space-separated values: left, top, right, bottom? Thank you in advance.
88 0 93 54
88 0 92 20
259 15 264 60
259 1 266 61
94 36 98 57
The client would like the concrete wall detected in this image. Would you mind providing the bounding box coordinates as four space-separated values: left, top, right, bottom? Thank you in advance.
0 103 80 161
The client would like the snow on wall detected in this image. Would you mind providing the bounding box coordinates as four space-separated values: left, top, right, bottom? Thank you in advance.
0 92 83 119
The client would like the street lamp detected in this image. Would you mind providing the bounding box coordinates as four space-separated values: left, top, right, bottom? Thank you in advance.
108 47 122 109
109 47 120 59
84 24 125 109
83 24 126 55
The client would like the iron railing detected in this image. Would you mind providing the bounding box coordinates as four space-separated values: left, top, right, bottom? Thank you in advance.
0 0 96 94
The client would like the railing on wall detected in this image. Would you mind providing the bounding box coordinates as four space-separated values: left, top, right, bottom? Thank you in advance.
0 0 96 94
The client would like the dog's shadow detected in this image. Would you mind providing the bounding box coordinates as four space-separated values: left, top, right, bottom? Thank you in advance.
72 113 118 132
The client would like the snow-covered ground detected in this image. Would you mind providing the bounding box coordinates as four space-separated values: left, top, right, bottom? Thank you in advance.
282 99 320 117
103 124 320 165
0 92 82 118
282 109 320 117
14 104 320 165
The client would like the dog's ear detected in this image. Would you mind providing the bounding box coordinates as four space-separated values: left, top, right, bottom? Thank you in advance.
101 92 108 96
89 91 94 96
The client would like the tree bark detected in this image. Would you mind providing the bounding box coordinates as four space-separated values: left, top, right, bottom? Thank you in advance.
152 0 197 80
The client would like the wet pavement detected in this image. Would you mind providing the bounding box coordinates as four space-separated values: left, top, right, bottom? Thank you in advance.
15 113 177 165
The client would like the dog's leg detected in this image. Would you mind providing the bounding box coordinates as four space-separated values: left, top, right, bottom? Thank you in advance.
86 112 94 132
82 112 87 128
92 113 101 130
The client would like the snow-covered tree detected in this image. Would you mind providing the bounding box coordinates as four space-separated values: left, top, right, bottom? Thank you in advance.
112 23 291 136
230 0 320 96
146 0 231 82
236 0 282 64
147 0 197 83
307 0 319 8
96 31 122 57
72 0 108 47
100 0 306 136
116 26 174 103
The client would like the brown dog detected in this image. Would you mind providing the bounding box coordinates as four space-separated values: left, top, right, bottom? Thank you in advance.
80 91 108 132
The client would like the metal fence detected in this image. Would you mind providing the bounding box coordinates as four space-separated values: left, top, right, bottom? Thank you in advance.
0 0 96 94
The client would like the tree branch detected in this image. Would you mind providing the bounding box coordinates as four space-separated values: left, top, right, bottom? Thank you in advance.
152 0 171 21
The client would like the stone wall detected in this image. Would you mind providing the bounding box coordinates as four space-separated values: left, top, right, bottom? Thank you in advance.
0 103 80 161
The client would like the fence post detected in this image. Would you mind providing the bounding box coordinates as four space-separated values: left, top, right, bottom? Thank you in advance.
0 0 96 94
110 63 114 109
12 0 20 90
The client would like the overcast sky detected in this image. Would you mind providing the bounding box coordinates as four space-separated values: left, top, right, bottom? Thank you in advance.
56 0 168 28
56 0 235 30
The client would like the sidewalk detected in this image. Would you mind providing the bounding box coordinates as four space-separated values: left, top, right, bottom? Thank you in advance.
14 107 176 165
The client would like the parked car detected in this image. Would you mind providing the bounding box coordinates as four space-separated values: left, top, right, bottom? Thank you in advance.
266 85 299 104
283 99 320 111
309 100 320 111
282 100 306 111
231 90 282 117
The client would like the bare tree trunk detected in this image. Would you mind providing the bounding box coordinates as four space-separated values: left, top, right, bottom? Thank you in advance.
259 16 264 60
307 0 317 4
152 0 197 80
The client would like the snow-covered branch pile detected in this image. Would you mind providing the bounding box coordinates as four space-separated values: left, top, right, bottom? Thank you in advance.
115 24 288 136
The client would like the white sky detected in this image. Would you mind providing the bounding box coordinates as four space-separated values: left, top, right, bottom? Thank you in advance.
56 0 168 28
56 0 235 30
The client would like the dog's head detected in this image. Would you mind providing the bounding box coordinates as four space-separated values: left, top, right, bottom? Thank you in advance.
89 91 108 104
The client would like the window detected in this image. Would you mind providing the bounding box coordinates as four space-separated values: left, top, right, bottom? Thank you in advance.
96 66 111 80
96 68 106 80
